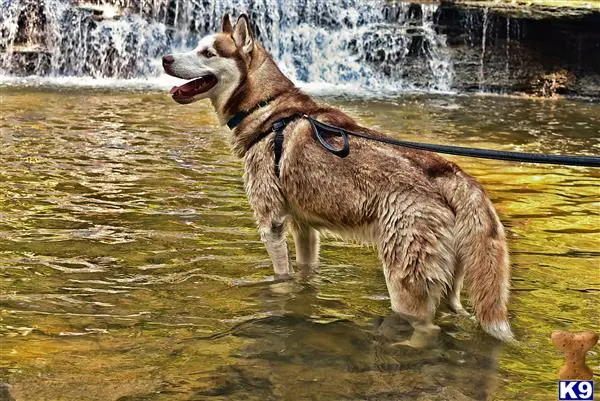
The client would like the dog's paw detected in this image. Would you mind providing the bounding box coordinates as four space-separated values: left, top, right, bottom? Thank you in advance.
449 300 471 317
392 324 441 349
391 337 437 349
374 314 412 339
272 273 294 282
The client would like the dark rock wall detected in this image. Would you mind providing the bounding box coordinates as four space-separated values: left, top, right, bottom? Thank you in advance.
436 5 600 96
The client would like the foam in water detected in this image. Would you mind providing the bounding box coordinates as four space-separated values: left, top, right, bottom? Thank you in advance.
0 0 455 95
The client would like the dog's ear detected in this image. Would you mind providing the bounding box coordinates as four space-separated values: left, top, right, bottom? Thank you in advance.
221 14 233 33
233 14 254 55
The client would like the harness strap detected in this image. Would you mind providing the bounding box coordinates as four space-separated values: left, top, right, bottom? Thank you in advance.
226 97 277 130
272 116 301 177
272 119 286 177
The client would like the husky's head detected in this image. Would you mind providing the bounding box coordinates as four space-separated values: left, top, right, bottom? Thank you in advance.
163 14 294 123
162 15 252 105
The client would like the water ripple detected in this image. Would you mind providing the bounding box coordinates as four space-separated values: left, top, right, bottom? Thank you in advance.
0 89 598 401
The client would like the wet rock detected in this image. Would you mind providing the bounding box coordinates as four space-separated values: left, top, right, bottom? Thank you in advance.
435 4 600 96
530 69 575 97
416 386 478 401
72 1 122 21
451 0 600 20
0 383 16 401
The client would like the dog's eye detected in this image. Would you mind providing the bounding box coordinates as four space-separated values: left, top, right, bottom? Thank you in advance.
201 49 215 58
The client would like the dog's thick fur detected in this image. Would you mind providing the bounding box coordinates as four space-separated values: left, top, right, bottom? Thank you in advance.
163 14 513 344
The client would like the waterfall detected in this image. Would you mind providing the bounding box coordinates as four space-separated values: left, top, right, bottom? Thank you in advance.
0 0 454 93
478 7 488 91
505 16 510 81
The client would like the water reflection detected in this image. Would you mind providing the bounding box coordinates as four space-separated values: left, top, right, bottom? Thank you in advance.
0 88 598 400
173 278 504 400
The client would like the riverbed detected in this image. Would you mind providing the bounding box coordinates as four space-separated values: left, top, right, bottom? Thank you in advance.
1 88 598 400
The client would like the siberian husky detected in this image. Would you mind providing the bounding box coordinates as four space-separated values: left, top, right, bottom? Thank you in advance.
162 14 513 346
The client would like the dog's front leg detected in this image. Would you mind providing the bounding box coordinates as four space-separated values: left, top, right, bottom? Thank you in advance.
244 151 291 279
259 219 293 279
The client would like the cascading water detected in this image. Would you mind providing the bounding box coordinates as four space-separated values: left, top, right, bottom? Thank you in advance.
0 0 454 93
478 7 488 91
505 17 511 80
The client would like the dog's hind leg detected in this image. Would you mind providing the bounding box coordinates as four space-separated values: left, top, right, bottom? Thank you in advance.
383 268 443 348
448 263 470 316
290 221 320 273
378 201 455 347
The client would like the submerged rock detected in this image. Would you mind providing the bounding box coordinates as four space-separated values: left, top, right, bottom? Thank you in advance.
0 384 16 401
416 386 478 401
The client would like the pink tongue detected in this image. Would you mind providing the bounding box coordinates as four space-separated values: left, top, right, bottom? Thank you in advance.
171 81 201 97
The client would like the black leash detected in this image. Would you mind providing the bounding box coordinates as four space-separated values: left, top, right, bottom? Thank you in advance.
228 105 600 174
306 116 600 168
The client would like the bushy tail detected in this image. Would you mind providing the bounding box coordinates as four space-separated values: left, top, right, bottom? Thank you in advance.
452 186 514 342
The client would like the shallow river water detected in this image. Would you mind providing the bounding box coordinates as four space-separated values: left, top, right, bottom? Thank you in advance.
0 88 599 401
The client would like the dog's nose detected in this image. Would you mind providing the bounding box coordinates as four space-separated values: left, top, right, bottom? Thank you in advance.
162 55 174 66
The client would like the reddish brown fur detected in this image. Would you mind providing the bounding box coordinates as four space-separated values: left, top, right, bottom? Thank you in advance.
184 14 514 344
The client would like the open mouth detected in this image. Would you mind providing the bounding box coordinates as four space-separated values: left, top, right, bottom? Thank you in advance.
169 74 218 104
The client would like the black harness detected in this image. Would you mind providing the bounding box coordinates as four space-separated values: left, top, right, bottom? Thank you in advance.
227 99 301 177
227 99 600 174
226 98 276 130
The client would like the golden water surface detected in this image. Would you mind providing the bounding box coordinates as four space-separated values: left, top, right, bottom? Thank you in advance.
0 88 599 401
